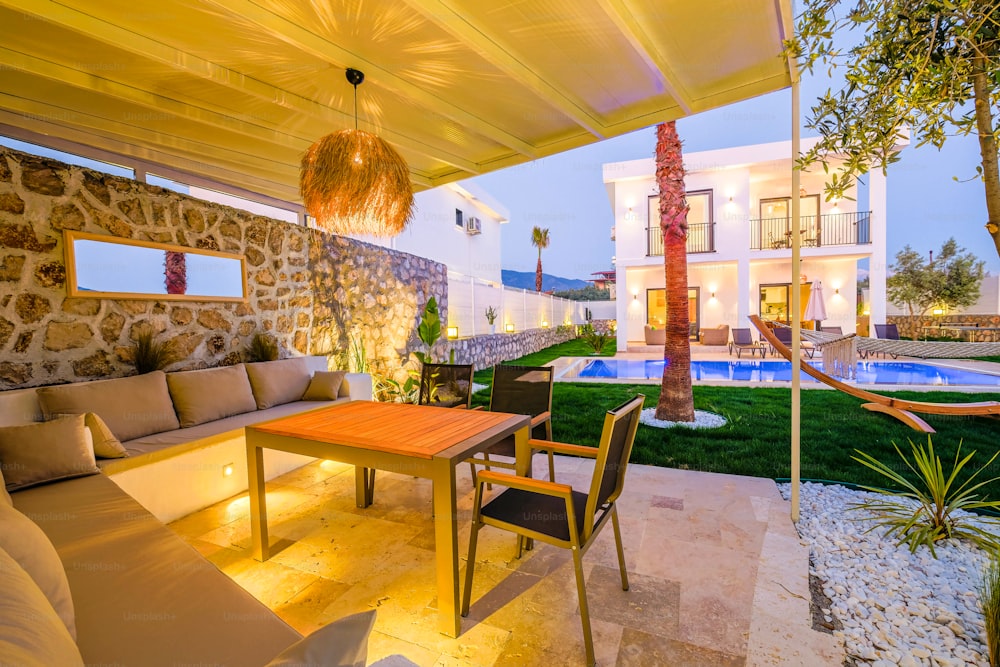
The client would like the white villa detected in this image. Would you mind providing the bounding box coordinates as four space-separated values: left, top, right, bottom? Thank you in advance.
604 138 901 351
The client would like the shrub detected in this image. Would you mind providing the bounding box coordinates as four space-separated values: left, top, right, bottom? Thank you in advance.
579 323 613 354
131 326 177 374
981 551 1000 666
851 436 1000 557
246 332 280 362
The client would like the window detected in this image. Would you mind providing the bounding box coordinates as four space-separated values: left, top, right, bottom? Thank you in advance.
759 282 814 326
455 208 464 229
148 175 298 224
646 287 700 339
0 136 133 179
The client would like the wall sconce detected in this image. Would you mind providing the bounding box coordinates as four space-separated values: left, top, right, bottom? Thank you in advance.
222 463 234 477
504 323 514 333
710 291 716 299
446 325 458 339
633 293 638 301
541 320 549 328
835 288 840 295
623 207 636 222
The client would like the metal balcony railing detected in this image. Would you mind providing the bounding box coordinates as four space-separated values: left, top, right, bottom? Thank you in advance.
749 211 872 250
646 222 715 256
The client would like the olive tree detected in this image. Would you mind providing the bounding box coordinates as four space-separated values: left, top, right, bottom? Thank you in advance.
788 1 1000 258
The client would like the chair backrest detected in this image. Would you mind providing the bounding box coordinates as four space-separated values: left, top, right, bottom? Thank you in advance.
489 365 554 422
772 327 793 344
418 363 474 408
874 324 899 340
821 326 843 334
731 327 754 345
584 395 645 540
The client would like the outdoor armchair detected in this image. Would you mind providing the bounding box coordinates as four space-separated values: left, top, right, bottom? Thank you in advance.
729 328 765 358
461 395 645 667
465 364 555 483
699 324 729 346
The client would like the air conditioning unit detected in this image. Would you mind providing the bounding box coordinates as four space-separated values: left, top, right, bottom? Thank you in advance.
465 216 482 235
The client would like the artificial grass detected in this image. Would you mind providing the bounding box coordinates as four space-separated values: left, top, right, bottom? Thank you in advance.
473 340 1000 496
472 337 615 384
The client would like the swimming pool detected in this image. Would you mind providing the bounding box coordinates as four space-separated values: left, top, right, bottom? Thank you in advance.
562 359 1000 387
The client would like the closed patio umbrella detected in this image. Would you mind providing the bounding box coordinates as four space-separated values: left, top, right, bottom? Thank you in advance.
804 280 827 327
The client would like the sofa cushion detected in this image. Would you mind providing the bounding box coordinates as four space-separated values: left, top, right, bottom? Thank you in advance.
0 546 84 667
0 467 9 507
84 412 128 459
0 414 99 491
0 502 77 638
246 358 312 409
166 365 258 428
11 475 302 665
302 370 347 401
264 610 375 667
37 371 180 442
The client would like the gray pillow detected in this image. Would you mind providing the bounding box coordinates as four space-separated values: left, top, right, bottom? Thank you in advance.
84 412 128 459
264 610 375 667
302 371 347 401
0 546 83 666
166 365 258 428
37 372 180 442
245 358 311 409
0 415 99 491
0 503 77 639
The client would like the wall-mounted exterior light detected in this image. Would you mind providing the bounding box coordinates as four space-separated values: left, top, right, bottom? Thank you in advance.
504 323 514 333
446 325 458 339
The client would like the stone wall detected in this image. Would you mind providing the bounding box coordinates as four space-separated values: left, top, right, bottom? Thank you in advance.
888 314 1000 342
448 328 576 370
0 146 447 390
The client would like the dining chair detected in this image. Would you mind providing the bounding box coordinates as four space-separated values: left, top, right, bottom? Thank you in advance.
461 394 645 667
465 364 555 484
360 363 475 505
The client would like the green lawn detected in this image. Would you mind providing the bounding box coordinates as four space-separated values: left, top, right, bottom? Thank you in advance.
474 340 1000 495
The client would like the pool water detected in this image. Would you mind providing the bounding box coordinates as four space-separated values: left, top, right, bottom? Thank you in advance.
566 359 1000 387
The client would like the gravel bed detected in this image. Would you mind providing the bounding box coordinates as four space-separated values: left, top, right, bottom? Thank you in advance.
780 482 993 666
639 408 727 429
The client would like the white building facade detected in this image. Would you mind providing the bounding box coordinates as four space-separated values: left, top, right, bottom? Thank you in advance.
604 139 893 351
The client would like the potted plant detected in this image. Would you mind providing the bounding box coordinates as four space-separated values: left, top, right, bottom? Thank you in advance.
485 305 498 334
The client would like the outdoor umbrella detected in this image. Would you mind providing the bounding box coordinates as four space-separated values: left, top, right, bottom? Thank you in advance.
804 280 828 327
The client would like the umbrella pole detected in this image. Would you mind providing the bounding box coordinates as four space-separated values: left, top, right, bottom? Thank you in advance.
790 75 801 523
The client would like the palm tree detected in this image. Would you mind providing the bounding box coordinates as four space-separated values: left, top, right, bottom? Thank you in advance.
531 226 550 292
654 122 694 422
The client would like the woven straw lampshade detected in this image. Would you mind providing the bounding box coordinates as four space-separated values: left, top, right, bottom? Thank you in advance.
300 69 414 237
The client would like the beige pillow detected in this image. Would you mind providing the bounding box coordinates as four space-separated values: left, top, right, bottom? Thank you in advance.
302 371 347 401
245 358 311 409
84 412 128 459
0 415 99 491
264 610 375 667
0 546 83 666
0 503 76 638
37 372 180 442
166 364 258 428
0 467 10 507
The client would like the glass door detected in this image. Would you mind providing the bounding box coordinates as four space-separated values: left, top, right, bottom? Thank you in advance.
759 282 814 327
646 287 700 340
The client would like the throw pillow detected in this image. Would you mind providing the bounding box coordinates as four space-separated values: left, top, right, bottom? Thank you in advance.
0 415 99 491
302 371 347 401
84 412 128 459
0 546 83 666
0 467 9 507
166 365 258 428
245 358 311 409
0 503 77 639
264 610 375 667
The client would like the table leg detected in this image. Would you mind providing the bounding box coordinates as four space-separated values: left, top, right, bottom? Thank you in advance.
247 440 269 561
355 467 374 508
432 459 460 637
514 423 531 478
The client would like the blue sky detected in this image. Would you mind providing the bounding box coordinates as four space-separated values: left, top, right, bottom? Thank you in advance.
469 63 997 283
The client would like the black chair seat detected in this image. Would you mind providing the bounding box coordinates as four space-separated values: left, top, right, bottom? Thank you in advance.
481 487 591 542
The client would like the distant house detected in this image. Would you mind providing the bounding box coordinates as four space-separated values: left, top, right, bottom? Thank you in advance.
604 137 905 351
589 270 617 299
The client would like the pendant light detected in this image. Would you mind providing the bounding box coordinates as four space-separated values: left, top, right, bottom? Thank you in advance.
300 68 414 237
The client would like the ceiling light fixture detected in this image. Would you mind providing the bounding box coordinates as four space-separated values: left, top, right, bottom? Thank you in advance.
299 68 414 237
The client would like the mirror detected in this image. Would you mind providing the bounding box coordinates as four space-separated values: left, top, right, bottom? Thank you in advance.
64 231 247 302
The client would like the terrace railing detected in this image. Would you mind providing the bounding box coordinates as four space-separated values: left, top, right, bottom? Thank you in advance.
750 211 871 250
646 222 715 256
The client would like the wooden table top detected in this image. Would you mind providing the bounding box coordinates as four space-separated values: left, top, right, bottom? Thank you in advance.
248 401 524 459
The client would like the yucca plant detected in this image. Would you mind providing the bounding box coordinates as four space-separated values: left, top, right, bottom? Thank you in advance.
131 326 177 374
982 551 1000 666
246 332 280 362
851 436 1000 557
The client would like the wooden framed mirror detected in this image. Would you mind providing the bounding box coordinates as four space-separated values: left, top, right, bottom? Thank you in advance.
64 231 248 302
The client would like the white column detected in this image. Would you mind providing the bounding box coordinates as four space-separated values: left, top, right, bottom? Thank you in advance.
869 169 888 327
736 258 751 327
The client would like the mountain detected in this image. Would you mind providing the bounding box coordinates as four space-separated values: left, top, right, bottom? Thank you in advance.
501 269 590 293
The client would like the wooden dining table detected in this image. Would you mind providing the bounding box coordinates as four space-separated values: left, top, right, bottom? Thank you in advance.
245 401 531 637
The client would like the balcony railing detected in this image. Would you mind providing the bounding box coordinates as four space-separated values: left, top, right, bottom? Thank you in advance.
646 222 715 256
750 211 871 250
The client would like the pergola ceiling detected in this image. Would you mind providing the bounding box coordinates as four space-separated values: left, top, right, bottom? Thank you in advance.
0 0 794 204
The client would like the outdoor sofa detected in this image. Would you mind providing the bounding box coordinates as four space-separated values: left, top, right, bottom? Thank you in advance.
699 324 730 346
0 358 421 666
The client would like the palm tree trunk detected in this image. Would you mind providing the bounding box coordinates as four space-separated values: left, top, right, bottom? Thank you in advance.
654 122 694 422
535 254 543 292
